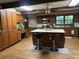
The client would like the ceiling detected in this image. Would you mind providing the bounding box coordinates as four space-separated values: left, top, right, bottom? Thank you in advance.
0 0 65 4
0 0 71 11
0 0 67 9
0 0 18 3
16 0 69 11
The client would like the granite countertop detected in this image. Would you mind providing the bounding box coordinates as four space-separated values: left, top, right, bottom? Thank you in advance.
31 29 65 33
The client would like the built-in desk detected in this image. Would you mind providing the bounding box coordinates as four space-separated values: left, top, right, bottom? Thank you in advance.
31 29 65 48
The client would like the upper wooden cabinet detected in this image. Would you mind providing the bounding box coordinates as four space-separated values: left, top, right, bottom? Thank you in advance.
17 14 24 22
37 15 51 23
11 12 17 28
0 9 18 29
0 10 8 29
6 10 12 29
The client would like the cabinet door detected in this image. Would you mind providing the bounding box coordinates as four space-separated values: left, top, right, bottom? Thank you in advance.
2 30 9 49
0 32 2 50
37 16 42 23
55 33 65 48
8 29 14 45
9 29 18 45
41 33 52 47
32 33 38 46
11 12 17 28
17 31 21 41
1 10 7 29
6 10 12 29
13 29 18 42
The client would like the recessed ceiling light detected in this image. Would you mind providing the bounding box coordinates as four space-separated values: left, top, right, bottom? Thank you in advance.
20 6 32 11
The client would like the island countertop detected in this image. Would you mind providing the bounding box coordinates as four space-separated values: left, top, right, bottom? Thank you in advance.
31 29 65 33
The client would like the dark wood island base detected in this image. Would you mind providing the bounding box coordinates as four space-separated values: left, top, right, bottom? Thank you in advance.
31 29 65 51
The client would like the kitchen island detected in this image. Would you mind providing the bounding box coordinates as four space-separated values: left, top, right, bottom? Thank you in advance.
31 29 65 50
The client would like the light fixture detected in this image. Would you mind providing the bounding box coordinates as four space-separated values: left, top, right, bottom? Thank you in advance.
69 0 79 6
20 6 32 11
45 4 51 14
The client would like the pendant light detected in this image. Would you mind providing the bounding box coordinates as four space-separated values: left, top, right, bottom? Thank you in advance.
45 3 51 14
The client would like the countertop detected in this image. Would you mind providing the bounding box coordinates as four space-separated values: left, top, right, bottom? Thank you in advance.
31 29 65 33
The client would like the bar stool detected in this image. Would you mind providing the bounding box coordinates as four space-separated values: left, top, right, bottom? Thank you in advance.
51 34 58 51
34 33 42 50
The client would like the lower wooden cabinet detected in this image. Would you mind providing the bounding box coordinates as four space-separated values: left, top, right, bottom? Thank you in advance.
0 32 2 50
1 30 9 49
0 29 21 51
54 34 65 48
13 29 19 42
32 33 65 48
8 29 18 45
17 31 21 41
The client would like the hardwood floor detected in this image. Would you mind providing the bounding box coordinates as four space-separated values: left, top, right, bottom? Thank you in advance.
0 35 79 59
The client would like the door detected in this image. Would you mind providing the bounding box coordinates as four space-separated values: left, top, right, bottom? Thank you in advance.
2 30 9 49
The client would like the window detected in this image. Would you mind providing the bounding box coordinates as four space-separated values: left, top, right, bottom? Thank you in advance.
56 15 73 25
65 15 73 24
56 16 64 24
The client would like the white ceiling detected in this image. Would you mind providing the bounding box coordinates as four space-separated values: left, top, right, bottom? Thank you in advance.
16 1 69 11
0 0 18 3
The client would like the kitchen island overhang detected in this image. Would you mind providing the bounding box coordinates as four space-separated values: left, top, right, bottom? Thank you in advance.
31 29 65 33
31 29 65 50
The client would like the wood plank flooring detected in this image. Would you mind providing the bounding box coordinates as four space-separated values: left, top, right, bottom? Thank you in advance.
0 35 79 59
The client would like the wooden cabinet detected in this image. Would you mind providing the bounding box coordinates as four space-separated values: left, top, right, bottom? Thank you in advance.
6 10 12 29
37 16 43 23
8 29 14 45
40 33 53 47
0 10 7 29
54 33 65 48
11 12 17 28
32 32 65 48
0 32 2 50
0 9 25 51
17 14 24 22
13 29 18 42
8 29 18 45
2 30 9 49
17 31 21 41
37 15 50 23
